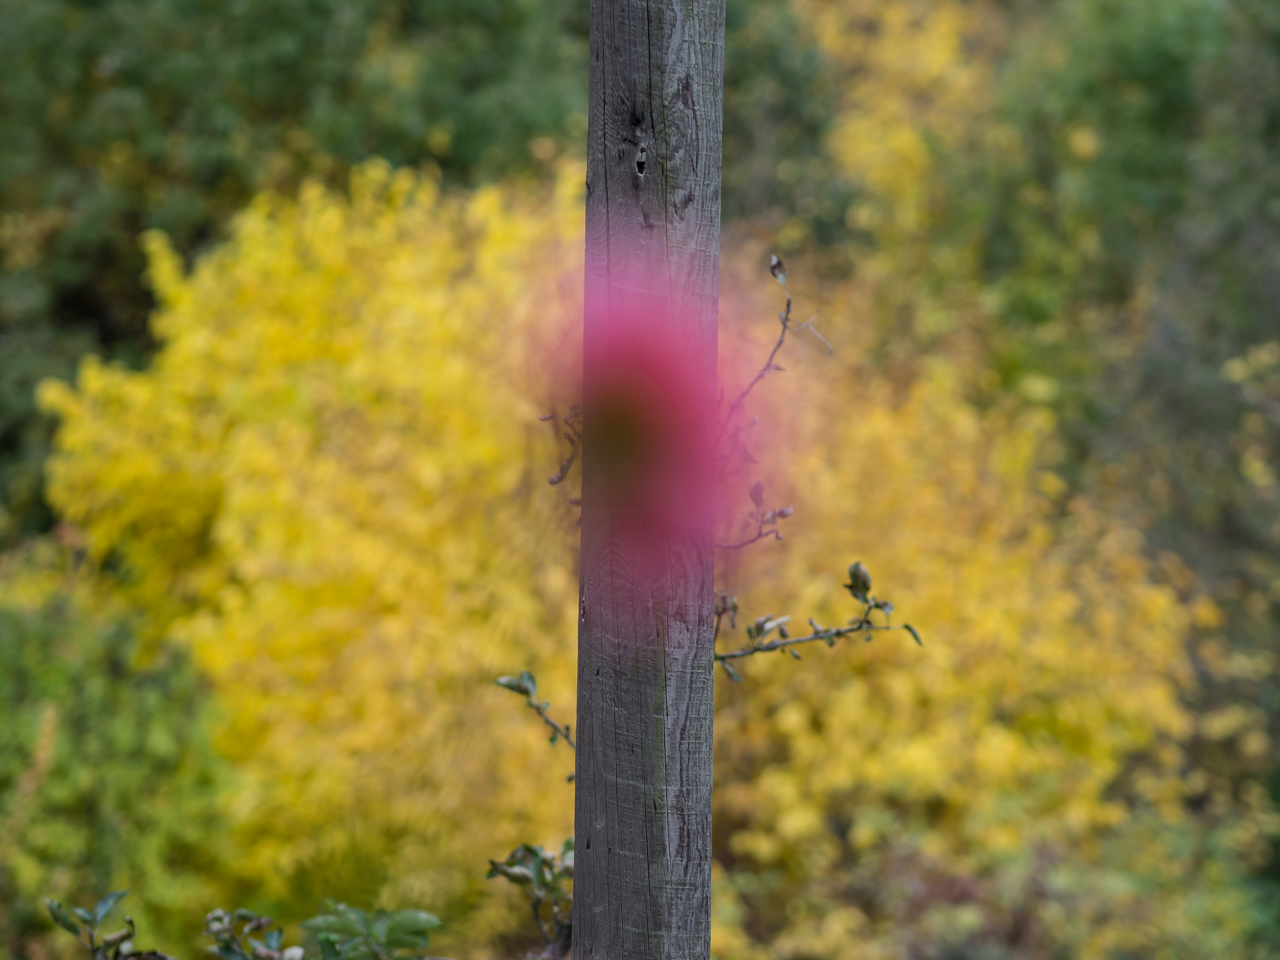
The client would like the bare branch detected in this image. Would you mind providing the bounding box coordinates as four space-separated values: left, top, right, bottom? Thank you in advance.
548 448 579 486
717 294 792 446
715 529 783 551
716 501 793 551
541 407 583 487
716 272 832 449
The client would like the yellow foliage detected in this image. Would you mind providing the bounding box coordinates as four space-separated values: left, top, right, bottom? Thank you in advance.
41 161 585 953
709 262 1270 957
796 0 1002 239
39 165 1269 956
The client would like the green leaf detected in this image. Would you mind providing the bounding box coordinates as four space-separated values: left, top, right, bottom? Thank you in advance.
762 616 790 636
73 907 93 925
488 861 535 885
384 911 441 939
101 920 135 950
101 930 129 947
495 675 531 696
844 561 872 602
385 932 432 952
354 906 373 938
904 623 923 646
265 928 283 951
45 899 82 937
93 892 128 925
301 916 363 939
338 942 373 960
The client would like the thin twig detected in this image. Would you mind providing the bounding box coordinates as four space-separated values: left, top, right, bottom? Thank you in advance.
713 591 738 642
495 673 575 781
715 620 897 662
714 598 922 680
717 293 793 446
716 500 793 550
716 280 832 448
547 448 579 486
528 698 575 752
716 529 783 551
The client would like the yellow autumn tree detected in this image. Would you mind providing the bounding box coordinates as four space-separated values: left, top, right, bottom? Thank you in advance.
779 0 1009 360
796 0 999 239
711 258 1272 959
40 161 586 953
39 163 1270 958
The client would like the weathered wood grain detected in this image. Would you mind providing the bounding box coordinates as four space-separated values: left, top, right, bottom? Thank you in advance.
575 2 724 959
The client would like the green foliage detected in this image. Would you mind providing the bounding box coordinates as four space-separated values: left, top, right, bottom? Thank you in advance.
42 891 174 960
0 0 590 543
487 675 574 953
0 0 841 546
0 590 227 960
952 0 1280 894
721 0 854 248
0 326 94 544
45 891 125 944
42 896 441 960
485 842 572 955
0 0 589 331
9 0 1280 952
300 903 441 960
824 0 1280 920
983 0 1221 324
494 673 574 752
204 908 300 960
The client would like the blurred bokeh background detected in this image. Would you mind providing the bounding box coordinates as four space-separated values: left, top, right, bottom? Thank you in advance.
4 0 1280 956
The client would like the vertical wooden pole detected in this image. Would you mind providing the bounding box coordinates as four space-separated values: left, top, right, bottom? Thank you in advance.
574 1 725 959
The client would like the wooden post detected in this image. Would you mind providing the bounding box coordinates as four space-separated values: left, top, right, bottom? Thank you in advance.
574 1 725 959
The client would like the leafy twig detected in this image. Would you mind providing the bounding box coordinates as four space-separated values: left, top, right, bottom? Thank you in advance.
489 679 576 955
205 908 303 960
496 672 575 752
48 895 448 960
717 481 793 550
300 902 443 960
44 892 176 960
487 840 574 958
714 562 922 682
